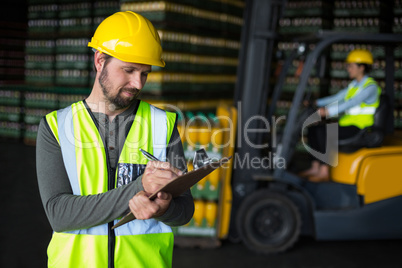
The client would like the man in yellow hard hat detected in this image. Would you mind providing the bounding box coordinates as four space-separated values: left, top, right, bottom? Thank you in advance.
300 49 381 182
36 11 194 267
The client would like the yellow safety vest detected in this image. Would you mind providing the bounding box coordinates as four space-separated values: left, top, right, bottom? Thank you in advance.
45 100 177 268
339 77 381 129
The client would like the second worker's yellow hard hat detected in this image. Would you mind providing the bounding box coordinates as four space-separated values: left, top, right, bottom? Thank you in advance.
346 49 373 65
88 11 165 67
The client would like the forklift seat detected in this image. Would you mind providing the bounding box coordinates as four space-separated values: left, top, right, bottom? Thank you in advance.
338 93 389 153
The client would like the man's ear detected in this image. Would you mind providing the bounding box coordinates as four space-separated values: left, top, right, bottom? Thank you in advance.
94 51 105 72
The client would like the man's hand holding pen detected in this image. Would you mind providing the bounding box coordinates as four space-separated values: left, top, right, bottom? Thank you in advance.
129 156 183 220
142 160 183 194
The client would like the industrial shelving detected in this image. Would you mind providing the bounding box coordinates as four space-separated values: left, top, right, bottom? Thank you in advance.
18 0 120 144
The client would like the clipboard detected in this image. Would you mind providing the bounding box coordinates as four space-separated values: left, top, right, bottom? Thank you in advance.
112 155 232 229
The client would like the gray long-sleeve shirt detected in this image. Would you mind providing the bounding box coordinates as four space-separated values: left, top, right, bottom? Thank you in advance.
317 76 378 117
36 99 194 232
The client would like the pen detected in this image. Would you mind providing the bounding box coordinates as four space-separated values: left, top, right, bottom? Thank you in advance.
140 148 187 175
139 148 161 162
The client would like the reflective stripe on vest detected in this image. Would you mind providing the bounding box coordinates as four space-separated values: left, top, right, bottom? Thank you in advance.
339 77 381 129
45 100 176 268
346 106 377 115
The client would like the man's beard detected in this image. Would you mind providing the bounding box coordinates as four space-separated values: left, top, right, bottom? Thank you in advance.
99 65 140 110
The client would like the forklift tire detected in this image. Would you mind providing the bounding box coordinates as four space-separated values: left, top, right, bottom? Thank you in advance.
236 190 301 254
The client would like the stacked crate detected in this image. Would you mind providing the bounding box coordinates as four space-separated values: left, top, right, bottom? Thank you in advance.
120 0 242 100
3 0 242 143
332 0 384 33
0 15 26 139
56 2 92 87
22 0 120 144
0 88 23 139
178 110 224 237
278 1 332 35
24 1 58 143
0 21 26 85
394 1 402 130
25 2 57 85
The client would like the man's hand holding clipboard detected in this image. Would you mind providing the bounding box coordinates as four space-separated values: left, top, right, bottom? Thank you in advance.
112 149 232 229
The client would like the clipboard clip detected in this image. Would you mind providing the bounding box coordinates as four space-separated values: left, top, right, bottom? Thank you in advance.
192 148 212 170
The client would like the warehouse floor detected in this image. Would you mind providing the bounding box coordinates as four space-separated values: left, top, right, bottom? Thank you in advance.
1 140 402 268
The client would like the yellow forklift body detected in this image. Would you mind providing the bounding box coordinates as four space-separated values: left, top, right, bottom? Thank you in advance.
331 140 402 204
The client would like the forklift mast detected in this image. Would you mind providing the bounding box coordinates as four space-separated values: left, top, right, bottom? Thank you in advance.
231 0 287 239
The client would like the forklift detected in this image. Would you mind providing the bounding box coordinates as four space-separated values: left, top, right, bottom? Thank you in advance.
227 0 402 254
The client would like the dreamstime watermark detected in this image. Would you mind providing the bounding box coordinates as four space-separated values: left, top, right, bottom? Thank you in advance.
58 100 339 169
233 152 286 169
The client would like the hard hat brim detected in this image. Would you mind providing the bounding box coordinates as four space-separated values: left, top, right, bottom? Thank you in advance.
88 43 166 67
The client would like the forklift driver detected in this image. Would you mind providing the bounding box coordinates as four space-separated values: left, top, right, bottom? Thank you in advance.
299 49 381 182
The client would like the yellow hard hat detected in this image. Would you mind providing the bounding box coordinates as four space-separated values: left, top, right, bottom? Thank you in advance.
88 11 165 67
346 49 373 65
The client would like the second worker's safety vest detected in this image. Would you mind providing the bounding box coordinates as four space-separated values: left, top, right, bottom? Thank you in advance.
339 76 381 129
45 100 177 268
